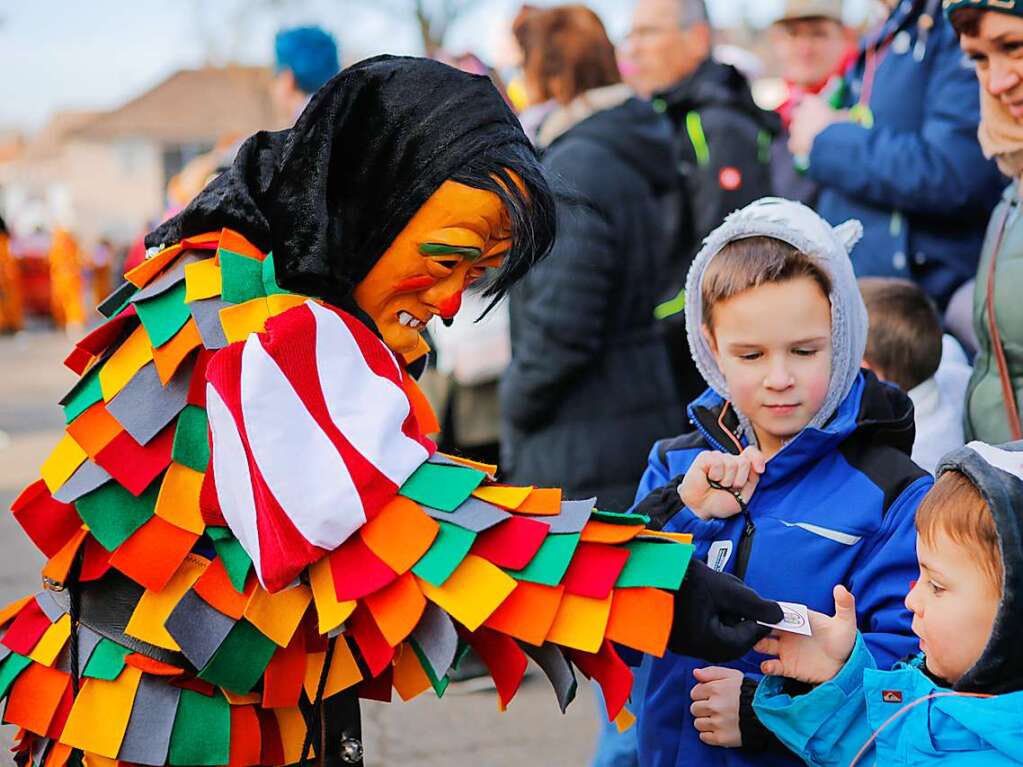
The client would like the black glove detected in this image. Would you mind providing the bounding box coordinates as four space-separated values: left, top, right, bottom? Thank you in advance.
667 558 783 663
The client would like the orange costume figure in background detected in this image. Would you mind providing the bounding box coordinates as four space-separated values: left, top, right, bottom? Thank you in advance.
0 215 24 333
48 228 86 331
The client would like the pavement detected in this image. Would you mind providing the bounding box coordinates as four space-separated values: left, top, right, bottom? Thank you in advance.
0 327 602 767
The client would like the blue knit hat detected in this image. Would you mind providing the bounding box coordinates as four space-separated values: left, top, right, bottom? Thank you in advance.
274 26 340 95
945 0 1023 21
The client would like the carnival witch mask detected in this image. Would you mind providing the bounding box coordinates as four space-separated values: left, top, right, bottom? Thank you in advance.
148 55 555 334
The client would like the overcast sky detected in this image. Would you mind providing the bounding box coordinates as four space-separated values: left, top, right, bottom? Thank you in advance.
0 0 875 132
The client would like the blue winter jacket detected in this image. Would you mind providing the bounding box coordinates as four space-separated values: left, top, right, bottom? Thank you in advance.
754 633 1023 765
808 0 1003 308
633 372 931 767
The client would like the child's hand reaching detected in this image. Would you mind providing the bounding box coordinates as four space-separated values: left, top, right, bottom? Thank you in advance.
754 585 858 685
680 447 766 520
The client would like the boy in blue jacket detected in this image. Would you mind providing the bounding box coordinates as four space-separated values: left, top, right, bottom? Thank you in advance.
633 198 930 767
754 441 1023 765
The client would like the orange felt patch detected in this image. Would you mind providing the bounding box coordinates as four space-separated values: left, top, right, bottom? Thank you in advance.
606 587 674 657
108 516 199 592
545 592 613 654
436 452 497 476
484 581 565 646
244 584 312 647
5 662 69 735
123 653 184 676
637 530 693 544
401 375 440 435
154 462 205 535
515 487 563 516
218 229 265 262
44 743 72 767
364 572 427 647
152 319 201 384
580 520 644 545
392 644 432 702
360 496 438 574
192 557 250 619
66 403 123 459
42 528 88 585
124 244 183 287
0 596 35 629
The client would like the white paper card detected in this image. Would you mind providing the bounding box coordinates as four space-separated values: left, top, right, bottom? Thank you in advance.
758 602 812 636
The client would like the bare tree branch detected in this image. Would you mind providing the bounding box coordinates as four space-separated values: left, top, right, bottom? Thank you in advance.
342 0 484 55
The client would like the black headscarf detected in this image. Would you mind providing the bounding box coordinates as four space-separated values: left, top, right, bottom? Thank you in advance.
148 55 554 307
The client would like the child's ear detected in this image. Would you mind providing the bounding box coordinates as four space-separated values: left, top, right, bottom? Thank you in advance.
702 324 720 359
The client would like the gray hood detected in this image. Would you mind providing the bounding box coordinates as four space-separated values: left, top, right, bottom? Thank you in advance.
683 197 868 436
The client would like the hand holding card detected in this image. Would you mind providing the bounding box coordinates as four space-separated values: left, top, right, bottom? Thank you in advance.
754 585 858 685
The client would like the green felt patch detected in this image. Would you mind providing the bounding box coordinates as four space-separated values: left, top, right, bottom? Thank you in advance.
411 522 476 586
261 252 292 297
167 687 230 766
0 653 31 699
506 533 580 586
63 366 104 424
399 463 486 512
83 638 132 680
410 639 450 698
207 527 252 591
220 249 265 304
616 540 693 590
75 480 159 551
591 510 649 526
198 620 276 693
135 282 190 348
172 405 210 472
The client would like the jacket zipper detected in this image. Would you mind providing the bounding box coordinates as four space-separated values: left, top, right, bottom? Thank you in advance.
692 410 758 581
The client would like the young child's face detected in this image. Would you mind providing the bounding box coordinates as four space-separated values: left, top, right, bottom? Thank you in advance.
704 276 832 457
905 530 1000 684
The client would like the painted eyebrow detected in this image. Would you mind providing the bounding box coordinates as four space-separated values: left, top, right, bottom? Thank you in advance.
418 242 483 258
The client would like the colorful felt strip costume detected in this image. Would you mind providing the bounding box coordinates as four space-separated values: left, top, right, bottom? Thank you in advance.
3 230 693 766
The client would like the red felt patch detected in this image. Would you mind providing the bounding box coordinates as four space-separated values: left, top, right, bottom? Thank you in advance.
228 705 262 767
108 516 198 591
347 606 395 678
329 536 398 602
471 516 550 570
570 641 634 721
462 626 528 709
357 663 393 703
80 535 112 582
1 599 51 655
199 462 227 527
560 543 631 600
11 480 83 558
188 349 213 408
65 305 139 372
94 424 175 496
719 166 743 191
262 630 306 708
257 707 285 766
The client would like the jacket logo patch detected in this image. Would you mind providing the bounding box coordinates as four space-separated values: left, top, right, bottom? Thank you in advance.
882 690 903 704
707 540 733 572
719 166 742 191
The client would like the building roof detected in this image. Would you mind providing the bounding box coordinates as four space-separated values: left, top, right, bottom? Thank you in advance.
73 65 283 144
19 111 104 161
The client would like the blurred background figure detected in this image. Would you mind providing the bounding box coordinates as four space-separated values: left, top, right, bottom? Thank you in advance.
787 0 1003 311
47 227 85 333
622 0 779 410
769 0 856 205
272 25 341 121
509 4 558 142
87 237 114 308
500 4 682 509
0 214 23 335
859 277 970 474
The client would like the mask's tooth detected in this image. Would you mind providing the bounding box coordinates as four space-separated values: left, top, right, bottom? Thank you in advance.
398 312 410 327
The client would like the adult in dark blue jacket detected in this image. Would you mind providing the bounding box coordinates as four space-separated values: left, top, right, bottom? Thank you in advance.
500 6 683 512
789 0 1004 308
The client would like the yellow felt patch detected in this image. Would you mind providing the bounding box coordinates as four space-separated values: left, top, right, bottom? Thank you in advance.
417 554 516 632
98 325 154 401
219 298 270 344
123 555 207 650
309 558 356 634
471 485 533 510
60 666 143 758
545 592 613 654
29 613 71 666
244 583 312 647
40 434 88 493
267 293 310 316
183 259 223 303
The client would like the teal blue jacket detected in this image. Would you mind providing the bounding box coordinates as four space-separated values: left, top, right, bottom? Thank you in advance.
754 634 1023 765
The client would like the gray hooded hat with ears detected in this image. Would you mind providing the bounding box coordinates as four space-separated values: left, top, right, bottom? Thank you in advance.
684 197 869 436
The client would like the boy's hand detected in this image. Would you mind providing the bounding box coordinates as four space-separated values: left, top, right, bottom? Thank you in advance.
690 666 743 747
680 447 766 520
754 585 858 685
